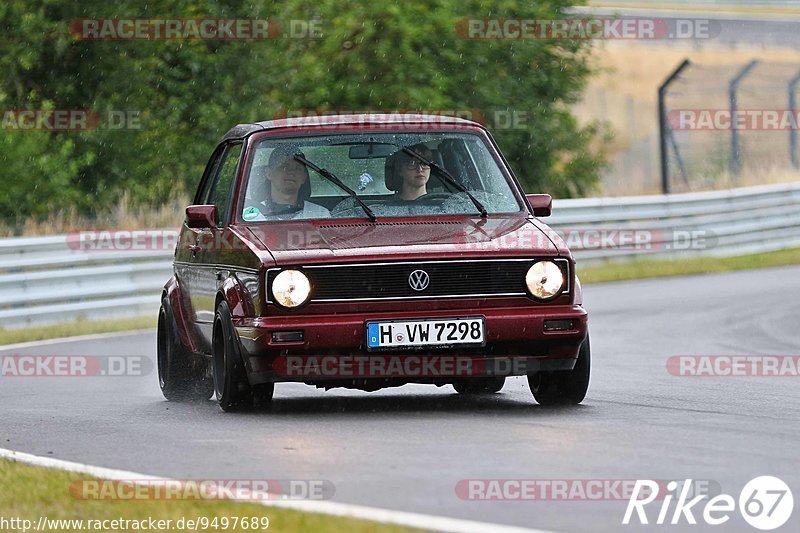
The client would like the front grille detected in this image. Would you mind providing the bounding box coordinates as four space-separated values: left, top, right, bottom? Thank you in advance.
267 259 569 302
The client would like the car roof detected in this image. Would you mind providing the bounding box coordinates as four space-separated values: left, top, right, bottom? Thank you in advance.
220 113 485 142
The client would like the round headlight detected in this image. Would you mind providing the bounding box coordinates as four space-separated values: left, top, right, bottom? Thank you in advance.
271 269 311 308
525 261 565 300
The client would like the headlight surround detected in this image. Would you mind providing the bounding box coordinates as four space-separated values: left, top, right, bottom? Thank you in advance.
525 260 565 300
271 269 312 308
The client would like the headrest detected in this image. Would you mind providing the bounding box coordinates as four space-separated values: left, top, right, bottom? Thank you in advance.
384 151 401 191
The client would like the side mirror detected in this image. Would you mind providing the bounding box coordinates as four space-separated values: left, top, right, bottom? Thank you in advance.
186 205 217 229
526 194 552 217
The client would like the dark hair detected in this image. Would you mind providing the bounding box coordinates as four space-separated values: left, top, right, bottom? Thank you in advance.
384 143 432 191
399 143 432 161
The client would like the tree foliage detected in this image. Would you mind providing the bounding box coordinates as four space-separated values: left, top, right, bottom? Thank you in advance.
0 0 605 223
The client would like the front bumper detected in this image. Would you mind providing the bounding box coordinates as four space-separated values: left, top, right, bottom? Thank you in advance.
234 305 588 384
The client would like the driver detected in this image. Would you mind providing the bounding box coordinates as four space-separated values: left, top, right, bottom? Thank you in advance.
249 147 330 220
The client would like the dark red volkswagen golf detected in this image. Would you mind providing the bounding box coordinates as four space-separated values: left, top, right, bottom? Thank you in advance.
158 114 590 411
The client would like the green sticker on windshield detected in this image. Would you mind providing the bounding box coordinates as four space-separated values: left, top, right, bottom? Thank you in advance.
242 206 261 221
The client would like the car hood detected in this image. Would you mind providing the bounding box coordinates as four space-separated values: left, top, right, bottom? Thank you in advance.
244 216 562 266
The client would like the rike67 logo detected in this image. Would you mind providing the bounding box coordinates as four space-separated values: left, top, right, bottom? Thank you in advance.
623 476 793 530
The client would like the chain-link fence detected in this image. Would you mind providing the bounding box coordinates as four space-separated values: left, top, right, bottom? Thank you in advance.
584 58 800 196
661 60 800 193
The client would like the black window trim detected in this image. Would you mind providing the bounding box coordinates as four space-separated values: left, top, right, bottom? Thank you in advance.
196 141 244 228
194 144 226 206
218 142 244 227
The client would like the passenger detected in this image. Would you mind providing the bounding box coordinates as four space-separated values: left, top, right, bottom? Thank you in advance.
386 143 433 201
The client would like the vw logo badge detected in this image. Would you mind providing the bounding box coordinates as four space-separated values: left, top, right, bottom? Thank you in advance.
408 269 430 291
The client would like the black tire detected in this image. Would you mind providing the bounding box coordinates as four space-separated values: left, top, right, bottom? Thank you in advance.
252 383 275 409
157 298 213 402
453 377 506 394
528 334 591 406
212 301 254 412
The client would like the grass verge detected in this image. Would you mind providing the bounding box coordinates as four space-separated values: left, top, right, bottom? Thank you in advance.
578 248 800 284
0 459 426 533
0 316 156 346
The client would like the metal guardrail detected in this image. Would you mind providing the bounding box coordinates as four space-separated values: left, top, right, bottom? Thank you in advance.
0 237 173 329
585 1 800 8
1 182 798 329
549 182 800 261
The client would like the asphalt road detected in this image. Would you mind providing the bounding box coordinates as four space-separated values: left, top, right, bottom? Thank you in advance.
2 266 799 532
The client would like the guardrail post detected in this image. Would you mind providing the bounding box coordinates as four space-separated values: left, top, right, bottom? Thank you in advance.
789 70 800 169
659 59 691 194
729 60 759 177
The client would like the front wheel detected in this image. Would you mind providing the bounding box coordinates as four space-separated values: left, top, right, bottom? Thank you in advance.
528 334 591 406
212 301 254 412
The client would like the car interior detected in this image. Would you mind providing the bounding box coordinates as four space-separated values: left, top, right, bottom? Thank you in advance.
243 139 485 215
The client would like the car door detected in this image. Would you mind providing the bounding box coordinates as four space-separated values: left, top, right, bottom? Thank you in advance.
174 145 225 348
191 142 243 346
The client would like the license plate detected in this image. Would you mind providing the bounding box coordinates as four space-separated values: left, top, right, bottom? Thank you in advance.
366 317 485 350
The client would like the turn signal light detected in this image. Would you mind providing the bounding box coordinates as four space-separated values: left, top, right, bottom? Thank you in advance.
271 330 304 342
543 319 574 332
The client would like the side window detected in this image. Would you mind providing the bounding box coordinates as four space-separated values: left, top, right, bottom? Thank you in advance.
194 146 225 205
205 143 243 225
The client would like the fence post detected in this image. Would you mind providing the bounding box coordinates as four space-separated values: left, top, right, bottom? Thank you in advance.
659 59 691 194
729 60 759 177
789 70 800 169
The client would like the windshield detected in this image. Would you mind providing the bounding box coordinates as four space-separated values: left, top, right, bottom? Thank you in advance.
239 132 523 222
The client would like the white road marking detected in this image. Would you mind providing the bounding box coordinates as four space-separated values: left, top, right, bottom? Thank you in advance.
0 447 557 533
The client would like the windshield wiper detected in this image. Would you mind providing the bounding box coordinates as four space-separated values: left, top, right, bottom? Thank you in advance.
293 153 377 222
400 147 488 218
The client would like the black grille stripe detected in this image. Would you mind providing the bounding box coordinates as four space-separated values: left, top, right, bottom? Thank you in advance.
267 259 569 302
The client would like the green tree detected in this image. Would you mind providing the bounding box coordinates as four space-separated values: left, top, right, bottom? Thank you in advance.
0 0 605 225
269 0 606 197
